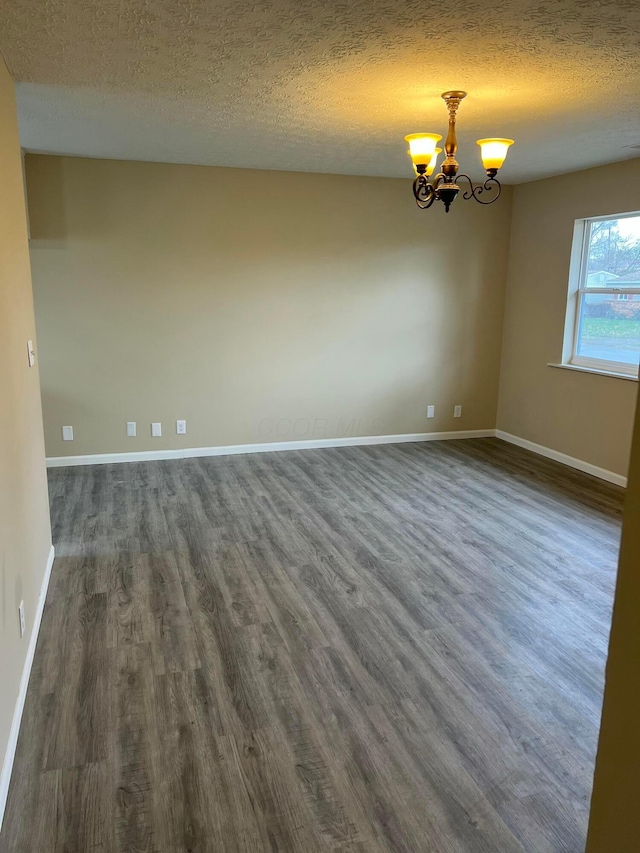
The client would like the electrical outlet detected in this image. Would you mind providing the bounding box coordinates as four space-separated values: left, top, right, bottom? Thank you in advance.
454 405 462 418
126 421 137 437
27 340 35 368
426 405 435 419
18 601 25 638
176 419 187 435
62 425 74 441
151 422 162 437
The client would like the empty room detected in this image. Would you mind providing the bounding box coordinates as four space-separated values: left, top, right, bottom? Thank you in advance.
1 1 640 851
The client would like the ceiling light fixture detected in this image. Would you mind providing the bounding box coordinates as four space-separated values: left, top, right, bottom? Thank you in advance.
404 91 513 213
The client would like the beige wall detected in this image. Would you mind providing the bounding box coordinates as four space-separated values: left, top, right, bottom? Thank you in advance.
25 155 513 458
586 386 640 851
0 62 52 810
497 159 640 477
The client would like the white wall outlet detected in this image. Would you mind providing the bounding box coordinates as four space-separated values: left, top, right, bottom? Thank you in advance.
176 419 187 435
454 405 462 418
126 421 137 437
18 601 25 638
151 422 162 437
27 340 35 368
426 405 435 419
62 425 74 441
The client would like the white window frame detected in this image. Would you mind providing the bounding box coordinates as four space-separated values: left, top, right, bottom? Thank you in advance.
562 212 640 378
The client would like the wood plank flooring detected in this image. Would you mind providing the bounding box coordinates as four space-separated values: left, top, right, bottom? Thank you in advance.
0 438 624 852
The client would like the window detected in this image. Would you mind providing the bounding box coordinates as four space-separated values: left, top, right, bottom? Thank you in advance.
564 213 640 378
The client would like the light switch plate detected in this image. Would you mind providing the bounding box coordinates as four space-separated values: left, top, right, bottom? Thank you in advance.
151 422 162 437
126 421 137 437
27 340 35 368
62 425 74 441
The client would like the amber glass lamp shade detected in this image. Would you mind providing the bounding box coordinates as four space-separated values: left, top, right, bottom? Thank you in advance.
404 133 442 169
476 138 514 172
409 147 442 177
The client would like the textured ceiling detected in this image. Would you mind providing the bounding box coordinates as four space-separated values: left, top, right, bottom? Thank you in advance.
1 0 640 183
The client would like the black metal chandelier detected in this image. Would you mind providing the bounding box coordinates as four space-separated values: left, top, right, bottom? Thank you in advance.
405 91 513 213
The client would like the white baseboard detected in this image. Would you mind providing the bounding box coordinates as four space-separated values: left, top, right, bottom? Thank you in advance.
495 430 627 487
45 428 627 487
0 543 55 830
45 429 496 468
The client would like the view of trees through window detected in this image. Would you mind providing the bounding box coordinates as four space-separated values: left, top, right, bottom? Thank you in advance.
576 214 640 371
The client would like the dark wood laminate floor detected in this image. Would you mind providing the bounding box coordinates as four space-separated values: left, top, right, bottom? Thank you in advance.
0 438 624 853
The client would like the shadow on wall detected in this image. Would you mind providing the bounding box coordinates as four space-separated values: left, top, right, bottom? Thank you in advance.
25 154 66 242
39 388 99 454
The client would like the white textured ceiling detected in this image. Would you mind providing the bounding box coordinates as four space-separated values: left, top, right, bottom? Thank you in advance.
1 0 640 183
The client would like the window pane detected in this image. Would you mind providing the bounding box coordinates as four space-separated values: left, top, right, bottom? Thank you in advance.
577 292 640 367
585 214 640 288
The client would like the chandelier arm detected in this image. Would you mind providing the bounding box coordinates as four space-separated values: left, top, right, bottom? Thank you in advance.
457 173 502 205
412 175 437 209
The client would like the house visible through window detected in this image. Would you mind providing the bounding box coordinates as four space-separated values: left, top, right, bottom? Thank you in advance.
566 213 640 377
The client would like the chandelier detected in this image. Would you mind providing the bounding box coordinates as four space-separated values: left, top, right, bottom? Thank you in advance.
404 91 513 212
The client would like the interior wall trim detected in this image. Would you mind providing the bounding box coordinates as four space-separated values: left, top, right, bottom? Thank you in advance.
0 544 55 830
44 428 627 485
45 429 496 468
496 430 628 487
47 429 627 488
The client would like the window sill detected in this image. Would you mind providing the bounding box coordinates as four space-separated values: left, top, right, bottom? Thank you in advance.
548 363 639 382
